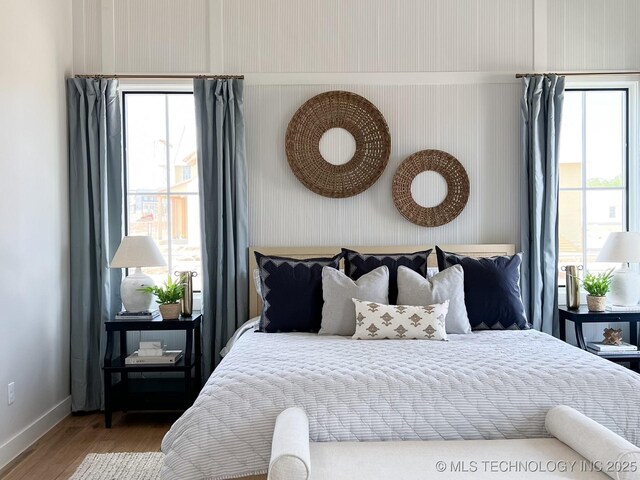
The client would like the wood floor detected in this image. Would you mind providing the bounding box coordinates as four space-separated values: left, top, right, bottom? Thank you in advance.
0 412 179 480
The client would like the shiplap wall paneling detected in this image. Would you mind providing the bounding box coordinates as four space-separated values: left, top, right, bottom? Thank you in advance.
74 0 640 74
113 0 210 72
72 0 102 73
245 84 520 247
547 0 640 71
224 0 533 73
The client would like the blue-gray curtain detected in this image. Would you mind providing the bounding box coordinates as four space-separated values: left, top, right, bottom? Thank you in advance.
193 78 248 376
68 78 123 411
520 75 565 336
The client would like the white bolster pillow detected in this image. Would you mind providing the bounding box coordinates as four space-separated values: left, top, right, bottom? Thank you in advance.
268 408 311 480
546 405 640 480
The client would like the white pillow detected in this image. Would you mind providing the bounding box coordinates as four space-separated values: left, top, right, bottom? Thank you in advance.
352 299 449 340
397 265 471 334
320 266 389 336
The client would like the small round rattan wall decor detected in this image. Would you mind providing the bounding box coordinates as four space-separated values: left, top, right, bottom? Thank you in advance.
392 149 470 227
285 91 391 198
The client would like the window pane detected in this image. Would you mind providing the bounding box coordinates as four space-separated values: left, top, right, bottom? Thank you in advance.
558 190 583 285
125 95 169 193
168 95 198 194
558 89 628 288
124 92 202 294
585 91 625 188
171 195 202 291
559 91 583 188
585 189 625 273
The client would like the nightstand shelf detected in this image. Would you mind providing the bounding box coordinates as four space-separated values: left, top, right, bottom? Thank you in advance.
102 313 203 428
104 355 197 372
559 306 640 371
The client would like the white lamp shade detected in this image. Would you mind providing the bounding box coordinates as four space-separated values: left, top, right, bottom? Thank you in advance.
110 236 167 268
596 232 640 263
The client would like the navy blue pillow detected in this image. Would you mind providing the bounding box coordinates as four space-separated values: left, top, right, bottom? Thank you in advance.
342 248 432 304
436 247 529 330
255 252 343 333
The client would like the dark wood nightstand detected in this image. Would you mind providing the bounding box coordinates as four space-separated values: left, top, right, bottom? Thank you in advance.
102 313 202 428
559 306 640 370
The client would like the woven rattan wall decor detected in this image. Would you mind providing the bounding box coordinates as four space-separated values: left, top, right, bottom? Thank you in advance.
285 91 391 198
392 149 470 227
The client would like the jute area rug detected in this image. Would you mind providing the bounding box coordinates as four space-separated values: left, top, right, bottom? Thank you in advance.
70 452 267 480
70 453 163 480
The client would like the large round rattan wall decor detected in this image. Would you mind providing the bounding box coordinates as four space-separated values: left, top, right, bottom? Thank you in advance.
285 91 391 198
392 149 470 227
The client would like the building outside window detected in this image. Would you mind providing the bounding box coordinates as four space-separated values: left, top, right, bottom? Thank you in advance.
123 92 202 290
558 89 628 286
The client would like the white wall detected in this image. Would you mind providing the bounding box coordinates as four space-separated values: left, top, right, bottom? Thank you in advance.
0 0 73 468
72 0 640 249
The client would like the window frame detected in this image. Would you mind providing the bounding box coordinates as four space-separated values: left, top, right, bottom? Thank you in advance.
559 87 630 284
558 79 640 297
120 84 202 291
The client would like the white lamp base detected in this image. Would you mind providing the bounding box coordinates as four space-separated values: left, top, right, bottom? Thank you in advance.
609 267 640 306
121 267 155 312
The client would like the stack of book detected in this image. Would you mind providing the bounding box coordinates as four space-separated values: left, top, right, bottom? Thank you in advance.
125 341 183 365
605 304 640 312
587 341 639 356
115 310 160 320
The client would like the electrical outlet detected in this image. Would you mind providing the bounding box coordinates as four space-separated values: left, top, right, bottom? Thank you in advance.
7 382 15 405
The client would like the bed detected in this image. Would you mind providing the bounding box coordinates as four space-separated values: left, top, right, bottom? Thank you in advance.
160 245 640 480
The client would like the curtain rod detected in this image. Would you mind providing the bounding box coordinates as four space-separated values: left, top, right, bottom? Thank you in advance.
515 71 640 78
74 74 244 79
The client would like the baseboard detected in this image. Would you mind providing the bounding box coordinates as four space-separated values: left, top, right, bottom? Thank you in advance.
0 396 71 471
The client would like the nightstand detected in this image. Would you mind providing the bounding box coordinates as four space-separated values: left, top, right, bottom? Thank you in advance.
558 306 640 370
102 313 202 428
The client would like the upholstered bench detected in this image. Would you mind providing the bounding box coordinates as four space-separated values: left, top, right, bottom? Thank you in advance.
267 406 640 480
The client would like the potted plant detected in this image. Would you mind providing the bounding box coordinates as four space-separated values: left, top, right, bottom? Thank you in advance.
140 276 184 320
579 270 614 312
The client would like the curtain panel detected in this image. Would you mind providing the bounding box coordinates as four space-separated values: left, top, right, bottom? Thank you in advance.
520 75 565 336
68 78 123 411
193 78 249 376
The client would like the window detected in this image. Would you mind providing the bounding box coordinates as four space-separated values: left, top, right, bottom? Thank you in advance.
123 92 202 290
558 89 629 285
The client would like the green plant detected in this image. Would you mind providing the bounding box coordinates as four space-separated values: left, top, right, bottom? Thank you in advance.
140 276 183 305
578 269 614 297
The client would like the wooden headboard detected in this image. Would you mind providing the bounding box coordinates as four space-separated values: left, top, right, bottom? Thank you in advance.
248 244 516 319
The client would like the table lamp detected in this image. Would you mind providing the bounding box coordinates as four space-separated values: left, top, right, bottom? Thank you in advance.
596 232 640 306
110 236 166 312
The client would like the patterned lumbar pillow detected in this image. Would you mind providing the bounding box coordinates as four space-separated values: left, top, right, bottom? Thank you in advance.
320 266 389 336
352 298 449 340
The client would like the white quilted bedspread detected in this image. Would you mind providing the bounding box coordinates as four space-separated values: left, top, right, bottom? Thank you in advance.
161 329 640 480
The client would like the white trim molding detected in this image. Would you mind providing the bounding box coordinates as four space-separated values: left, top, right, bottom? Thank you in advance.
244 71 519 86
115 71 520 88
0 396 71 471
